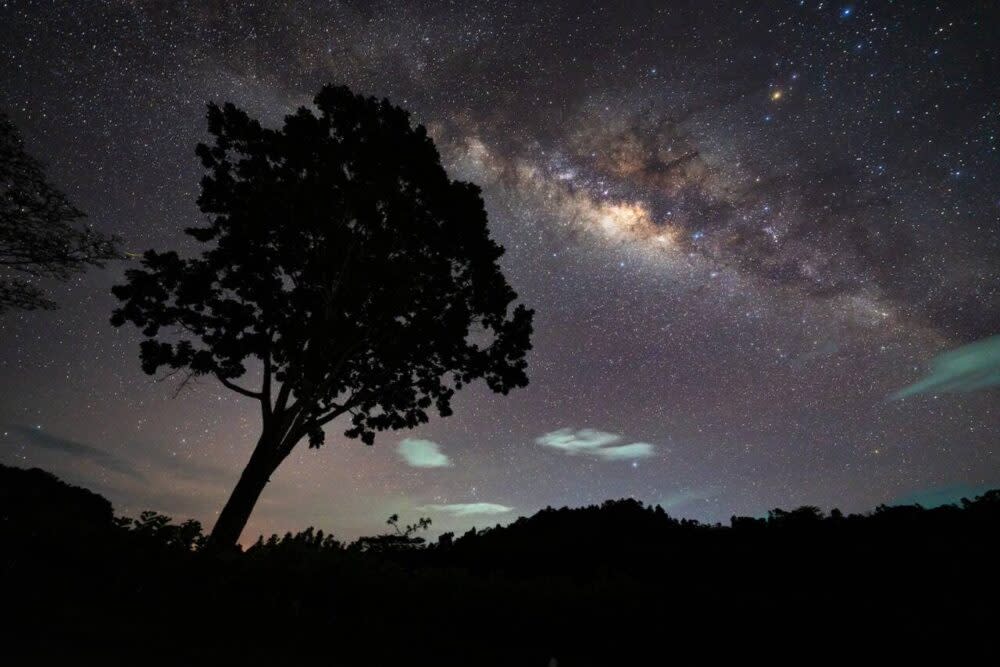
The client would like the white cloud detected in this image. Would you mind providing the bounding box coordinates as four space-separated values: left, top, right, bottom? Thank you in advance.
591 442 655 461
397 438 452 468
535 428 621 453
418 503 513 516
536 428 655 462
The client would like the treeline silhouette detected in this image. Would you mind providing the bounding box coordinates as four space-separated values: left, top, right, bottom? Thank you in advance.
2 463 998 663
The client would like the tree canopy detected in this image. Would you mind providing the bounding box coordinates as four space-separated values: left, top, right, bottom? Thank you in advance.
0 113 120 312
110 85 533 545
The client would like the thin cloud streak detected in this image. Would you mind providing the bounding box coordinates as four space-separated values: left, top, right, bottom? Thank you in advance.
3 424 144 480
418 502 513 516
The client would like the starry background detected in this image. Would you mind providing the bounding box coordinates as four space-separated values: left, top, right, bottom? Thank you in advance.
1 0 998 542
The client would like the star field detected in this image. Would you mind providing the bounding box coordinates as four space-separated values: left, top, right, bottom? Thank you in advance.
1 1 997 541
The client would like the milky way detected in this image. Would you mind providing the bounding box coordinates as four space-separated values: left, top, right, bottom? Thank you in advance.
1 1 997 541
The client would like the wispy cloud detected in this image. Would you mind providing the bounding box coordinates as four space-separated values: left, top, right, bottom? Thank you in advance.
658 487 719 510
536 428 655 461
418 503 513 516
890 484 998 508
892 335 1000 399
3 424 144 480
397 438 452 468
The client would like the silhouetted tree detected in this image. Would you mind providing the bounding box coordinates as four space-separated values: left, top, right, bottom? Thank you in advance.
768 505 825 528
353 514 433 552
110 85 534 548
0 113 120 312
116 510 206 551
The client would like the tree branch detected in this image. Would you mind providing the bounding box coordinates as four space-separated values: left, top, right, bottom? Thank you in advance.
273 380 293 415
313 403 351 427
216 373 264 399
172 371 198 399
261 335 273 424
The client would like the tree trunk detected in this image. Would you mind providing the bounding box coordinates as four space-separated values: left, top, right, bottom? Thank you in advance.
208 434 282 549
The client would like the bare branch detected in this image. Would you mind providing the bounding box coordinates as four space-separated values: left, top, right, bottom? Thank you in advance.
172 371 198 399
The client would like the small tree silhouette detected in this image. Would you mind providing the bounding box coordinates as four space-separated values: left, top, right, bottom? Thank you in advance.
0 114 120 312
353 514 433 552
111 85 533 548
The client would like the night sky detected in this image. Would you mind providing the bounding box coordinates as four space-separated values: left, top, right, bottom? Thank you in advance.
1 1 998 542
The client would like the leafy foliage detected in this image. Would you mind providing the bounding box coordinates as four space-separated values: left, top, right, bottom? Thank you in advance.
111 85 533 448
115 510 206 552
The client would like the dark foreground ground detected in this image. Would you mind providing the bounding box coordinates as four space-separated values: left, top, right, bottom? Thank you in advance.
2 463 998 664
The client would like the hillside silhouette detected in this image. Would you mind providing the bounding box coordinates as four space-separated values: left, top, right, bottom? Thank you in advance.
2 463 998 664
